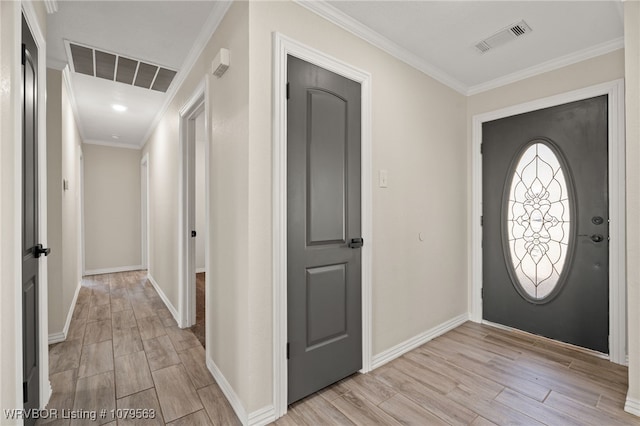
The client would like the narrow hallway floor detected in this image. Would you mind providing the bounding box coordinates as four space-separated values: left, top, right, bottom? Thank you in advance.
189 272 206 348
41 271 240 425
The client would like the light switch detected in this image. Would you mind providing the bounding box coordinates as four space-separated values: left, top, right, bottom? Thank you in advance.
379 170 388 188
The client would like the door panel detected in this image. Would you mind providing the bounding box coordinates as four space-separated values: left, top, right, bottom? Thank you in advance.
287 55 362 404
482 96 608 353
22 15 40 420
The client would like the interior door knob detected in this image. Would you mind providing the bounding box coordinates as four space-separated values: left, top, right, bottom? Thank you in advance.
34 244 51 258
348 237 364 249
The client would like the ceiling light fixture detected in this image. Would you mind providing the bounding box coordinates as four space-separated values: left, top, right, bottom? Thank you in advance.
112 135 120 139
112 104 127 112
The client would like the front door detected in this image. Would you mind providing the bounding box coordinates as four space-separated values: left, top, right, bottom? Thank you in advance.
482 96 609 353
22 15 46 420
287 55 362 404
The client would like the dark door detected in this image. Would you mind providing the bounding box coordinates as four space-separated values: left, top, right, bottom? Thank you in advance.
482 96 608 353
287 55 362 404
22 15 45 420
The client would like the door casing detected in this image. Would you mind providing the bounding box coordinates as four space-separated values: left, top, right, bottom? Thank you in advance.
470 80 627 364
20 1 51 408
178 77 211 329
272 32 373 418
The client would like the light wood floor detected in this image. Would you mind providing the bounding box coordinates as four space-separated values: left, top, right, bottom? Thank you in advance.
43 271 639 425
275 322 640 426
41 271 240 425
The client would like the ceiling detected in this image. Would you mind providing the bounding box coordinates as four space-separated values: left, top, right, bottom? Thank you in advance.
46 0 221 148
46 1 624 149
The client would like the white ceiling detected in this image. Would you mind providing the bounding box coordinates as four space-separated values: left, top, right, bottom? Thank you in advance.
46 0 220 148
46 1 624 149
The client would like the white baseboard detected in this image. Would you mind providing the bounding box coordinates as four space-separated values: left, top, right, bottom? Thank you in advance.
84 265 143 276
248 405 276 426
195 267 206 274
206 356 249 425
625 396 640 417
147 273 180 326
48 279 82 344
371 313 469 370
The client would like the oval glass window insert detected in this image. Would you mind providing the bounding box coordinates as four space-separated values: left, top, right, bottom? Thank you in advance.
507 142 571 301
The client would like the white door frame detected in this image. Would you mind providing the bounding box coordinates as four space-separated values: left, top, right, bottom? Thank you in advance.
178 77 210 329
470 79 627 365
272 32 373 418
21 1 52 407
141 153 149 270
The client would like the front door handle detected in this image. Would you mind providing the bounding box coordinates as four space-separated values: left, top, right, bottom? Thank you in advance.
34 244 51 258
348 237 364 249
590 234 604 243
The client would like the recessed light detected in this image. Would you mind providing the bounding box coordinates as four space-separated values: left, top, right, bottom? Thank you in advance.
112 104 127 112
112 135 120 139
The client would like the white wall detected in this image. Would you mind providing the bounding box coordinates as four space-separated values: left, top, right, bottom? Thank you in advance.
83 143 142 274
624 0 640 415
195 112 206 272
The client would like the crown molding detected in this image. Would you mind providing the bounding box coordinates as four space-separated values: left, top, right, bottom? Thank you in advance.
294 0 468 95
84 139 142 150
138 0 232 148
467 37 625 95
44 0 58 14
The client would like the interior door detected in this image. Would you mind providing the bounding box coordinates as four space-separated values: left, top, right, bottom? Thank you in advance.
22 15 46 420
482 95 608 353
287 55 362 404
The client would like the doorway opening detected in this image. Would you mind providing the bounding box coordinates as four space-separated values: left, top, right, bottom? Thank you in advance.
178 78 210 348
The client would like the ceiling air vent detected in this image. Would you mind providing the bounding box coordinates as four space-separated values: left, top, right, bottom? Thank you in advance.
67 41 177 93
475 20 532 54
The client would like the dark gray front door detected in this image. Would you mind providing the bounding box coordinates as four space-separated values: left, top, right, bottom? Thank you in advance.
482 96 608 353
22 15 45 420
287 55 362 404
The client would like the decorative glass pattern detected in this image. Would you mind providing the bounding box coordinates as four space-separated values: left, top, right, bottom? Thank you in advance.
507 142 571 300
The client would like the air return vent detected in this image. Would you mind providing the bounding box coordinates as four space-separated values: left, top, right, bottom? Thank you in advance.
67 41 177 93
475 20 532 54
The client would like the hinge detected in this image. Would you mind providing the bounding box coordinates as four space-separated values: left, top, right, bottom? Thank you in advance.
481 215 484 226
286 82 290 100
286 342 290 360
481 288 484 299
21 44 26 66
23 381 28 403
480 143 483 154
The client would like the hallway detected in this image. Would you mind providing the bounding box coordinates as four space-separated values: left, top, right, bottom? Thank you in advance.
43 271 240 425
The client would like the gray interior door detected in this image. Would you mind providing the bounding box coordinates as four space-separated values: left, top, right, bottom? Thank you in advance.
22 15 46 421
482 96 609 353
287 55 362 404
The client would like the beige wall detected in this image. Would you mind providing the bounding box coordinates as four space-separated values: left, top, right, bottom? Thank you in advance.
142 0 251 407
246 1 468 411
47 69 64 335
46 69 84 338
60 71 84 331
625 0 640 413
83 144 142 273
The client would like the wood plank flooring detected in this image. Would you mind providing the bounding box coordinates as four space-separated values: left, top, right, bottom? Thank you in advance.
40 271 239 426
275 322 640 426
43 271 639 425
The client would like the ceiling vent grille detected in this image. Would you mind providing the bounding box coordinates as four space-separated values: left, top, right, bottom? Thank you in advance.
67 41 177 93
475 20 532 54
